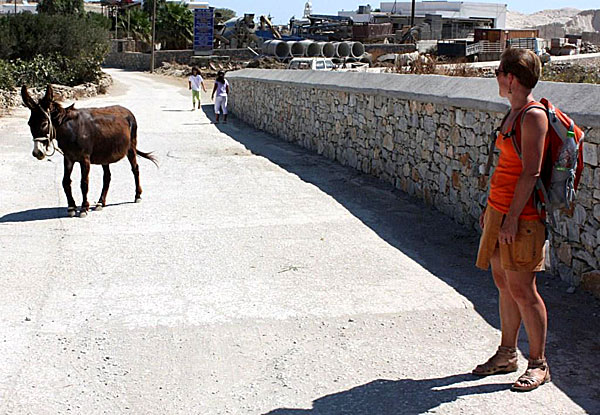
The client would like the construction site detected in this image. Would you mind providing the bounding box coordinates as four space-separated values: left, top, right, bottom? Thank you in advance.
98 1 600 79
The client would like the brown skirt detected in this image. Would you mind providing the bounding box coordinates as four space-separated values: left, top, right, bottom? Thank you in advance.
476 205 546 272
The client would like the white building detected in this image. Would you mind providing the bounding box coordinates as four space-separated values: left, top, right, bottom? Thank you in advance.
0 0 37 14
379 1 507 28
303 1 312 18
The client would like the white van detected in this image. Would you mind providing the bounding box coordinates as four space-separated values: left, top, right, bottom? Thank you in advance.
288 58 336 71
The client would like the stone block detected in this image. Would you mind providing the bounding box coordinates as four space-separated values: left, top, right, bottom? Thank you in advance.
583 143 598 167
556 243 572 265
455 109 464 127
574 204 587 225
573 248 597 270
581 271 600 299
558 263 574 284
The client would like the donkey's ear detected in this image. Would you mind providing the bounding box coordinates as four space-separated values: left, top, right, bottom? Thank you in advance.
21 85 36 109
40 84 54 109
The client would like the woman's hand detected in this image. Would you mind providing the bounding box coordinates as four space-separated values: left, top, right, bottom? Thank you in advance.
498 215 518 245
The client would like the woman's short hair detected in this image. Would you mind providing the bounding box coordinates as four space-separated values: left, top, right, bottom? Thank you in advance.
500 48 542 89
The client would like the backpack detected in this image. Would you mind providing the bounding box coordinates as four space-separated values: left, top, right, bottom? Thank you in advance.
485 99 586 229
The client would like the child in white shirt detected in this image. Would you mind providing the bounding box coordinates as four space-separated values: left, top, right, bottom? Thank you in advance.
211 70 230 123
188 66 206 110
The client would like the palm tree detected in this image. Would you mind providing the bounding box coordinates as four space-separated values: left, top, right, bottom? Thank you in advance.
156 2 193 49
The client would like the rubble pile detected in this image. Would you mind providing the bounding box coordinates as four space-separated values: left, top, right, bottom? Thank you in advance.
542 60 600 84
581 41 600 54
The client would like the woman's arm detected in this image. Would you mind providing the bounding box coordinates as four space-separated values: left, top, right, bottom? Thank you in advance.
498 108 548 244
211 83 217 99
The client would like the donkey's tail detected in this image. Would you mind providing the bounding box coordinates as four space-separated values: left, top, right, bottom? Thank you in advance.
129 114 158 167
137 150 159 167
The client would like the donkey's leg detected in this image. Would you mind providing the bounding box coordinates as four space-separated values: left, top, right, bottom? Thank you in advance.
79 157 91 218
127 149 142 203
62 158 77 217
95 164 111 211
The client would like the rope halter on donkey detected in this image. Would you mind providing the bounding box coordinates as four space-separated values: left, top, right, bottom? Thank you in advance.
33 107 63 157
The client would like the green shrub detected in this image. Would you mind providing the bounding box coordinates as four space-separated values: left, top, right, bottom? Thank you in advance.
0 59 15 89
0 13 109 89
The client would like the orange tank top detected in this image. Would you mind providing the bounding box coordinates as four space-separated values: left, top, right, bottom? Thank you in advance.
488 104 544 220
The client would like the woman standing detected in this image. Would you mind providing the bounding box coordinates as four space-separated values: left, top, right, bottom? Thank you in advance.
211 70 229 124
474 48 551 392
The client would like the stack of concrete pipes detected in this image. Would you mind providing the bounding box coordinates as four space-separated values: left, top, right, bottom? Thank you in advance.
262 39 367 61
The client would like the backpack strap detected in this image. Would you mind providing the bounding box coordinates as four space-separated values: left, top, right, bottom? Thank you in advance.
483 109 511 178
509 102 547 159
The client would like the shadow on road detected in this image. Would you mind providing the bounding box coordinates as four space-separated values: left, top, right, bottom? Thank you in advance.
0 207 67 222
265 374 509 414
203 105 600 412
0 202 137 223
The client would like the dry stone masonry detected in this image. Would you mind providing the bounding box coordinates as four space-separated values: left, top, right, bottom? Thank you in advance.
228 69 600 293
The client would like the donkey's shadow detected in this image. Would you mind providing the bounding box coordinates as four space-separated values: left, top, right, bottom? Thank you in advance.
0 202 135 223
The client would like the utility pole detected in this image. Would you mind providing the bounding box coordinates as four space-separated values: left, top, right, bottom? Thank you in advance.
14 0 17 14
410 0 416 27
151 0 157 73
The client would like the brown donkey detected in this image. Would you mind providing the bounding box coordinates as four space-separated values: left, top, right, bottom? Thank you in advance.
22 84 157 217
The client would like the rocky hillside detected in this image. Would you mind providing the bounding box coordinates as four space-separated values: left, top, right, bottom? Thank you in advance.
506 8 600 35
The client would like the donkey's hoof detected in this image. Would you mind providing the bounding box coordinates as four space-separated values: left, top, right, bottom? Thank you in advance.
135 197 142 203
67 208 77 218
94 203 103 211
79 211 88 218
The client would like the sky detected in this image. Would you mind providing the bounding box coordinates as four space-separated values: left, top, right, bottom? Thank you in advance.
207 0 600 24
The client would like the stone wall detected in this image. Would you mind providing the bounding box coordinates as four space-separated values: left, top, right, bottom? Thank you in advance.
227 69 600 291
103 48 255 71
0 74 113 116
103 50 194 71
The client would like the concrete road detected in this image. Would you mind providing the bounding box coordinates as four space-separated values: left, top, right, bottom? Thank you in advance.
1 69 599 414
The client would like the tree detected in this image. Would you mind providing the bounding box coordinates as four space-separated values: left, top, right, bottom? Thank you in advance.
214 8 236 24
156 2 193 49
37 0 85 16
118 8 151 43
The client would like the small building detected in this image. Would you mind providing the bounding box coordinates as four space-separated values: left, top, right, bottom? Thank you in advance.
379 1 507 28
474 28 539 45
339 1 507 41
0 0 37 14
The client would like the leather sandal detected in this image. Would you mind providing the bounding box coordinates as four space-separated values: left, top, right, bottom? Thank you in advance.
472 346 518 376
511 357 551 392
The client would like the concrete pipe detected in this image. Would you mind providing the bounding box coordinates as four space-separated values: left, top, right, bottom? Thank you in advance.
333 42 351 58
289 41 306 57
300 40 321 57
319 42 335 58
349 41 365 58
263 40 291 59
359 53 372 64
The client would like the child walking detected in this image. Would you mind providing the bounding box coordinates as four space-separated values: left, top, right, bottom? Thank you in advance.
211 70 229 123
188 66 206 110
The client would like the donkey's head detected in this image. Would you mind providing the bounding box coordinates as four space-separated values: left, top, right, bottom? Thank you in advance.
22 84 56 160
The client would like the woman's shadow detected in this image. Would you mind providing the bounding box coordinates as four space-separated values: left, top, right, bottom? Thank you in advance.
266 374 510 414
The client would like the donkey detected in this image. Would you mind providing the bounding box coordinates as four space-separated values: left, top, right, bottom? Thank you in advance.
22 84 157 217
